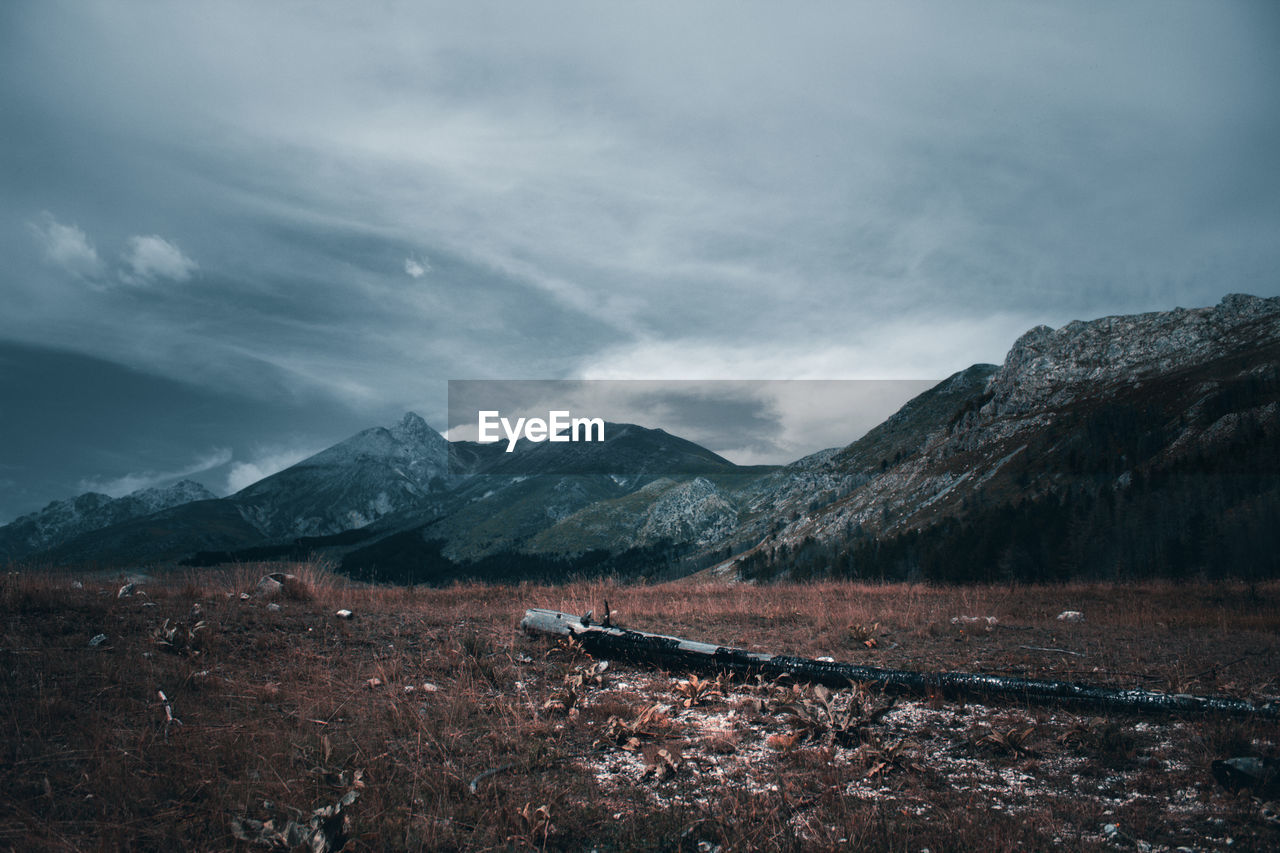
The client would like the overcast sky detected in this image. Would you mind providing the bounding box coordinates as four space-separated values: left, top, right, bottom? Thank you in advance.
2 1 1278 521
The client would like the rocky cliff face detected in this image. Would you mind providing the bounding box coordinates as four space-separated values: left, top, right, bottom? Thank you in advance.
985 293 1280 416
740 293 1280 581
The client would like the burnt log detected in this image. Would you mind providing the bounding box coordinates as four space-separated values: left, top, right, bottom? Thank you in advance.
520 608 1279 719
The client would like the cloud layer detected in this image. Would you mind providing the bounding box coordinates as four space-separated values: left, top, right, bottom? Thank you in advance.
78 448 232 497
2 1 1278 516
224 445 322 495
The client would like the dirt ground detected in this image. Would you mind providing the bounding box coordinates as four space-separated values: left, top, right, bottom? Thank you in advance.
1 566 1278 850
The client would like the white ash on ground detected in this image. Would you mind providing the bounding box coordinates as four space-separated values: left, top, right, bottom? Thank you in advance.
561 664 1259 852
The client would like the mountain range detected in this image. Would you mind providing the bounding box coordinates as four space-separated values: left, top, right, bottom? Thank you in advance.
4 293 1279 584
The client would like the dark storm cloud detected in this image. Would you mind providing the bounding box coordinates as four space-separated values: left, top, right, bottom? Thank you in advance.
0 341 376 521
1 1 1278 518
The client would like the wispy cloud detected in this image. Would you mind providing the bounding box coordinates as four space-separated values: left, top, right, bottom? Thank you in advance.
224 444 320 494
119 234 198 285
26 215 198 290
77 448 232 497
28 212 104 280
577 312 1031 381
404 255 429 279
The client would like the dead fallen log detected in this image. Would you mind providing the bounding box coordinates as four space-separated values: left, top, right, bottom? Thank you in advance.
521 608 1280 719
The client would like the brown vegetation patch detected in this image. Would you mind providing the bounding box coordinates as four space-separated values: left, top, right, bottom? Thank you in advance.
0 567 1278 850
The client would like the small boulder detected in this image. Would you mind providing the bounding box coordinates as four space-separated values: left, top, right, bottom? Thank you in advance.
335 609 354 619
255 573 303 599
255 576 284 598
88 633 108 648
1056 610 1085 623
117 583 136 598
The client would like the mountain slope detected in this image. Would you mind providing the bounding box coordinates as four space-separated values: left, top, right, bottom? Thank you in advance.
0 480 216 562
337 422 772 570
35 498 265 567
24 413 772 571
738 294 1280 582
229 412 451 539
19 294 1280 583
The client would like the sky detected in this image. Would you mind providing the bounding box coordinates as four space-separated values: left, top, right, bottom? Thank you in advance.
1 1 1278 522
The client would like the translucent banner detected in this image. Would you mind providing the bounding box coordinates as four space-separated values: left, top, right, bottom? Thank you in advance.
446 379 938 475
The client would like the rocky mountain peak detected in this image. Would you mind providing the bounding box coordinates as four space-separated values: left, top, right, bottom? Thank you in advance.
984 293 1280 416
0 478 218 561
388 411 443 448
230 412 451 539
129 479 218 511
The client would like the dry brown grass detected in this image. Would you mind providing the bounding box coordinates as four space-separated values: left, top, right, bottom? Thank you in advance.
1 566 1278 851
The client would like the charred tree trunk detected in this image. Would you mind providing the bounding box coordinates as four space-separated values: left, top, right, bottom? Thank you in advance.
521 608 1279 719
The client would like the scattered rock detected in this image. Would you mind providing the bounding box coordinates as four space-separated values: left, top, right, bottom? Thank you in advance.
1056 610 1085 622
267 602 282 613
951 615 999 626
254 573 285 594
365 677 383 689
255 572 303 599
335 609 354 619
71 580 84 590
117 583 136 598
406 682 441 694
240 592 251 601
1100 822 1150 850
255 575 284 598
88 633 108 648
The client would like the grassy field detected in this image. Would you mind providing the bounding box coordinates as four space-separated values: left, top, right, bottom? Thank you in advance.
2 565 1278 851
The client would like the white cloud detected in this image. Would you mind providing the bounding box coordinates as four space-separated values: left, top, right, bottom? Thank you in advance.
120 234 198 284
404 255 430 278
577 312 1033 381
224 444 320 494
8 2 1278 420
78 448 232 497
28 212 104 280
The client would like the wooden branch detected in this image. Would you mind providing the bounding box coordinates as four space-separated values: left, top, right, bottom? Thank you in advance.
520 608 1279 719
